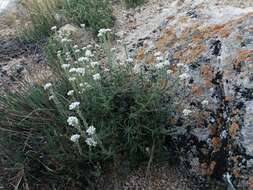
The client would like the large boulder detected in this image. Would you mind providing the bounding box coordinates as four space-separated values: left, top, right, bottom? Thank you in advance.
124 0 253 187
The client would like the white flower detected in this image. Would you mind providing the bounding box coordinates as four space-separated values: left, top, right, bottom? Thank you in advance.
155 62 165 69
78 57 89 62
49 95 54 100
70 67 85 75
70 134 80 143
69 102 80 110
69 77 76 82
73 45 79 49
111 47 117 52
67 90 74 96
66 57 71 61
74 49 80 53
126 58 133 63
201 100 209 106
90 61 99 68
81 47 87 51
69 68 85 75
86 125 96 136
183 109 192 117
179 73 190 80
69 68 76 73
97 28 111 37
80 24 85 28
156 56 164 62
67 116 79 126
44 83 52 90
177 63 184 67
167 69 173 75
85 137 97 147
51 26 57 31
93 73 101 80
61 64 70 69
85 49 93 57
61 38 68 43
57 51 61 57
76 68 85 75
154 52 162 57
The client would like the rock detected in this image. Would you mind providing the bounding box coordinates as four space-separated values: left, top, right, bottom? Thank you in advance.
58 24 82 37
58 24 92 45
134 0 253 150
242 101 253 155
127 0 253 185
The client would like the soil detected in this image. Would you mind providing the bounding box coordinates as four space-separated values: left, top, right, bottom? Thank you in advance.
0 16 49 92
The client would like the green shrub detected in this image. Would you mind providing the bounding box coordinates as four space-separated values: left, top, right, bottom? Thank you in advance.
0 29 189 188
124 0 145 8
63 0 114 32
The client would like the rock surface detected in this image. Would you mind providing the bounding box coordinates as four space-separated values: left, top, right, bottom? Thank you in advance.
113 0 253 188
131 0 253 156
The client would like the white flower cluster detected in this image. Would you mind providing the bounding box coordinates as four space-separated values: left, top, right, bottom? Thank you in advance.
97 28 111 37
44 83 52 90
69 101 80 110
183 109 192 117
51 26 57 31
61 64 70 69
78 57 89 63
85 137 97 147
85 49 93 57
67 90 74 96
93 73 101 81
67 116 79 126
85 125 97 147
70 134 80 143
69 77 76 82
90 61 100 68
69 67 86 76
155 61 170 69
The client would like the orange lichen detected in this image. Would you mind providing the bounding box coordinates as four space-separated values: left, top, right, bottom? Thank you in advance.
201 65 213 78
208 125 217 135
155 28 176 51
224 96 233 102
145 53 155 64
136 48 145 60
233 169 241 178
204 79 213 88
212 137 222 152
200 161 216 176
191 84 204 96
173 45 207 64
249 177 253 189
229 122 240 137
234 50 253 68
201 65 214 88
